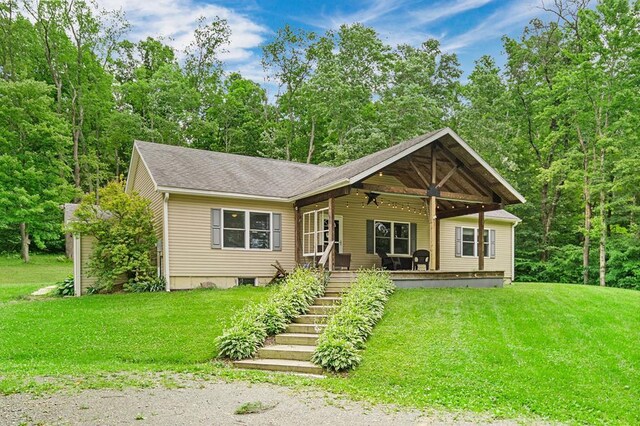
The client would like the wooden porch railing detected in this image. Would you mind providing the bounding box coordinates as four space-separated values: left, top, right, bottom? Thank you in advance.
317 240 335 269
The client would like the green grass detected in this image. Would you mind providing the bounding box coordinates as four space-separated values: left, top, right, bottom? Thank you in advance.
0 287 271 378
0 254 73 301
320 284 640 424
2 258 639 424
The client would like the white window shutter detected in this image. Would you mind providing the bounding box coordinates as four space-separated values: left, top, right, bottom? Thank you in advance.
490 229 496 258
455 226 462 257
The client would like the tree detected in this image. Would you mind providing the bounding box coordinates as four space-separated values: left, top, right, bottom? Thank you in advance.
0 79 73 262
68 180 157 292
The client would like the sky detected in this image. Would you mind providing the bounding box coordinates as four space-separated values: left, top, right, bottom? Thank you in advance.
97 0 547 96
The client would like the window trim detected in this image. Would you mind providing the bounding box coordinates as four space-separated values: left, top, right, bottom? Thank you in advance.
221 208 273 251
460 226 493 258
302 208 343 257
374 219 411 256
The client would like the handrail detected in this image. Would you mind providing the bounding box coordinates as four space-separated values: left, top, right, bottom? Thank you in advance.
317 240 335 268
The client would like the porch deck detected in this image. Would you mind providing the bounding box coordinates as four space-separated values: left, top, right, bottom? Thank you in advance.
331 269 505 289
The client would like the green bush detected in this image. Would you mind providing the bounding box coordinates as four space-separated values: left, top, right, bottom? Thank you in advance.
67 180 157 293
125 276 166 293
312 269 394 372
216 268 325 360
54 275 75 296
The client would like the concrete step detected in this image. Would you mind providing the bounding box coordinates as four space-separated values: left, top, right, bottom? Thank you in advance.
324 290 345 298
257 344 316 361
293 314 328 324
233 358 323 375
275 333 320 345
307 305 337 315
326 281 352 289
314 296 341 306
328 276 355 283
286 323 327 334
330 271 358 277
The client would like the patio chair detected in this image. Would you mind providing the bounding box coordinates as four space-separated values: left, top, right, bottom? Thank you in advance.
412 250 430 271
376 249 402 270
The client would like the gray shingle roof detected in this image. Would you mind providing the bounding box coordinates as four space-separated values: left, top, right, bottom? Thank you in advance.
133 127 524 206
291 130 442 197
135 141 332 199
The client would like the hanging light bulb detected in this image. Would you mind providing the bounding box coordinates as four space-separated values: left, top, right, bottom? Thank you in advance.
346 201 349 208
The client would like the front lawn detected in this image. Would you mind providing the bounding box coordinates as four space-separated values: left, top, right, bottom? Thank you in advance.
0 254 72 301
0 285 271 389
2 256 639 424
321 284 640 424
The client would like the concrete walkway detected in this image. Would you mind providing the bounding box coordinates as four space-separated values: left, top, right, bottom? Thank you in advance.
30 285 57 296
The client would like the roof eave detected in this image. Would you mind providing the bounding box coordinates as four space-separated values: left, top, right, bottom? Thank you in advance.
157 185 292 202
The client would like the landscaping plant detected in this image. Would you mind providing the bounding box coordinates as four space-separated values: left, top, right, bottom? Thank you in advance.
216 268 325 360
67 180 157 293
312 269 394 371
54 275 75 296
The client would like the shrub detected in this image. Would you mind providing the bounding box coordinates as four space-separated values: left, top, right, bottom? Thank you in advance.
125 276 166 293
67 180 157 293
55 275 75 296
312 269 394 372
216 268 325 360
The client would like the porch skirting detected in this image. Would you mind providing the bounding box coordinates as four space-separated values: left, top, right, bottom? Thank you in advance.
388 270 505 289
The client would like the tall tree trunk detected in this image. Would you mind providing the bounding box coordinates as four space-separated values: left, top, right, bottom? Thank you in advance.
599 147 606 287
306 117 315 164
19 222 30 263
577 126 591 285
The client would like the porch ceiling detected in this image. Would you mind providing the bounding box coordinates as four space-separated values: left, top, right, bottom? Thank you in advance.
352 134 515 218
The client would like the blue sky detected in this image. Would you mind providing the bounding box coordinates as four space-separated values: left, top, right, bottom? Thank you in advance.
99 0 546 95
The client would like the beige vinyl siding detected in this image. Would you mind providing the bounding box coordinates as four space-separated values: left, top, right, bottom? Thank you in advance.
129 151 163 239
439 217 514 279
79 234 97 294
302 175 430 269
167 194 296 289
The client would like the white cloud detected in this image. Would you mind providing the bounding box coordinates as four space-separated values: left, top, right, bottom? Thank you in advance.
440 0 540 51
411 0 495 24
97 0 269 82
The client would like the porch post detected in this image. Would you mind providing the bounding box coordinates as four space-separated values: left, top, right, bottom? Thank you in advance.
478 210 485 270
435 217 441 270
429 143 438 271
429 197 437 271
294 205 302 265
328 197 335 271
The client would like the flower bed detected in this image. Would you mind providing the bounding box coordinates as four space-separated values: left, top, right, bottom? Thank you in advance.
311 269 394 371
216 268 325 360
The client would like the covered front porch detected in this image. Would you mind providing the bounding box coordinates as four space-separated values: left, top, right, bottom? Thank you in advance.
291 130 524 285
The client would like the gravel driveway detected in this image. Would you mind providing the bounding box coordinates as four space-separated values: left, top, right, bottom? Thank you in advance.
0 378 525 425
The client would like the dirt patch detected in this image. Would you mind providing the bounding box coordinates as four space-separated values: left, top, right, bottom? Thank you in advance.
0 378 527 425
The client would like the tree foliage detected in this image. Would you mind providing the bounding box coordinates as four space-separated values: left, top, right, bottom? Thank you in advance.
1 0 639 290
68 180 157 292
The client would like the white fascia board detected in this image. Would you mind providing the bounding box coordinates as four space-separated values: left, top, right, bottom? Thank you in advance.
124 145 138 194
157 186 292 202
289 179 351 202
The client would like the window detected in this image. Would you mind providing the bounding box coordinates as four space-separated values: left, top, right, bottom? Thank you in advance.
302 208 343 256
222 209 271 250
375 220 410 255
461 227 492 257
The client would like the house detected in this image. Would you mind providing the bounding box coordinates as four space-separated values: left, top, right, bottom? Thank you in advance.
72 127 524 295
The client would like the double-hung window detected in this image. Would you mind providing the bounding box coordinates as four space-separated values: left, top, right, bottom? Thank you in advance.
461 227 491 257
374 220 410 255
222 209 271 250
